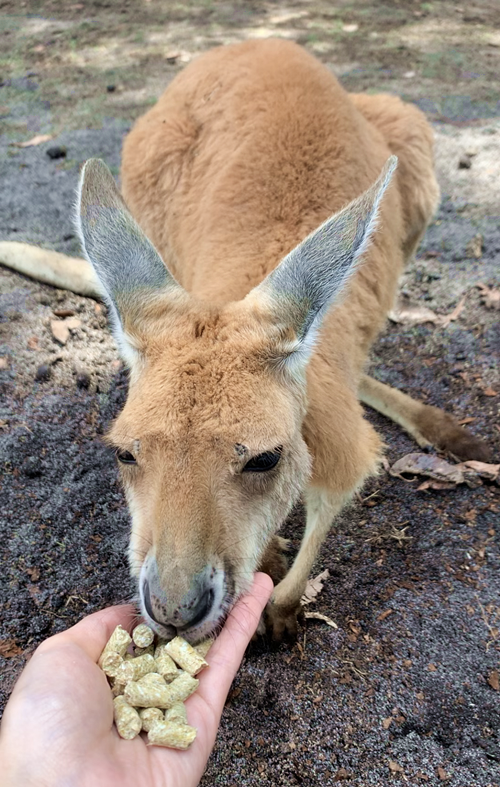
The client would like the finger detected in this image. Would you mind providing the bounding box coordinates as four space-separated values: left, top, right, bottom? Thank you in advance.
198 572 273 709
38 604 137 663
149 573 273 783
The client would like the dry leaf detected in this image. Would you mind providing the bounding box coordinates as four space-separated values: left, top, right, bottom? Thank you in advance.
50 317 81 345
458 417 475 425
437 765 450 781
463 461 500 482
301 569 330 606
488 669 499 691
377 609 393 622
50 319 70 345
382 716 393 729
65 317 82 331
390 454 464 484
439 294 466 328
427 663 437 672
388 302 440 325
390 453 500 489
482 387 497 397
0 639 22 658
417 480 457 491
0 357 8 369
333 768 350 781
27 336 39 350
303 611 338 629
477 283 500 311
388 295 466 328
388 760 404 773
13 134 52 148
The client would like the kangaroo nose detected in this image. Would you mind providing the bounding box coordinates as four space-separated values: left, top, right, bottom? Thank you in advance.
139 557 224 639
143 579 214 630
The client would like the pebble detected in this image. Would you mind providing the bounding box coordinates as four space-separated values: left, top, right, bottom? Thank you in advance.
46 146 67 160
76 370 91 389
23 455 42 478
458 154 472 169
35 363 52 381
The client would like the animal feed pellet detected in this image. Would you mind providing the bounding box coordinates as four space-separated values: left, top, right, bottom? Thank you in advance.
99 624 209 749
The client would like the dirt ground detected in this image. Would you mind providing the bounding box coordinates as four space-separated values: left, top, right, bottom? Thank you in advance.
1 1 500 785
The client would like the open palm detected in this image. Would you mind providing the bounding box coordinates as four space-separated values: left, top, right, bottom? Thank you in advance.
0 574 272 787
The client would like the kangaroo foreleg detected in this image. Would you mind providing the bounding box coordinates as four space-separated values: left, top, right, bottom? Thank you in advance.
266 489 348 640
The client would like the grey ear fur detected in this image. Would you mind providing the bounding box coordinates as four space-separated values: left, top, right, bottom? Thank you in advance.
252 156 398 371
75 158 182 364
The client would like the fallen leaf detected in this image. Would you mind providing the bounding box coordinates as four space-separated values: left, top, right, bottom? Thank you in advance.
13 133 52 148
417 480 457 491
488 669 499 690
52 308 75 318
477 283 500 311
458 417 475 425
482 387 497 397
388 760 404 773
440 295 467 328
301 569 330 606
50 319 69 345
303 611 338 629
437 765 450 781
0 639 22 658
27 336 39 350
388 302 440 325
382 716 393 729
377 609 393 621
427 663 438 672
390 453 464 484
0 357 8 369
388 295 466 328
66 317 82 331
390 453 500 489
342 23 359 32
333 768 350 781
463 461 500 482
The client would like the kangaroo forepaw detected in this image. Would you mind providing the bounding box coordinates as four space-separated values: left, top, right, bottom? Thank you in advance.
264 599 302 641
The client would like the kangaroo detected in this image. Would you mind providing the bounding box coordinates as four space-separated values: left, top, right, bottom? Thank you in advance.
74 39 489 642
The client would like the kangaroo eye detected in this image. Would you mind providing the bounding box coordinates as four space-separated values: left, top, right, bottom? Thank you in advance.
116 450 137 465
243 448 282 473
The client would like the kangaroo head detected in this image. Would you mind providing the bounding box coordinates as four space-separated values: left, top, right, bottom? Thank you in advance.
76 156 396 642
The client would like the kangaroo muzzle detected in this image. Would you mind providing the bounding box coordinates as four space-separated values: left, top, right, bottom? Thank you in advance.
139 553 230 643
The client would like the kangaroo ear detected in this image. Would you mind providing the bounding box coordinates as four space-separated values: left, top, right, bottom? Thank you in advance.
76 158 183 365
249 156 398 375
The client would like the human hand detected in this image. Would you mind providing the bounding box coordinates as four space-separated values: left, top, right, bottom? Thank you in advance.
0 572 273 787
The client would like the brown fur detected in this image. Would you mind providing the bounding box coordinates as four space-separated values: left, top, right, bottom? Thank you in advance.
85 38 486 638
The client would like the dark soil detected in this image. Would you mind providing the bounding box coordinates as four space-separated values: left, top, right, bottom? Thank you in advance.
1 2 500 785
